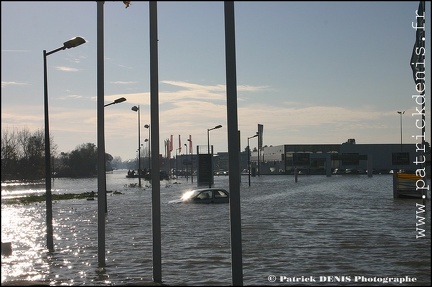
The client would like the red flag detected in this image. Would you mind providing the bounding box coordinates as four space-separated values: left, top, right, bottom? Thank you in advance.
189 135 192 153
178 135 182 153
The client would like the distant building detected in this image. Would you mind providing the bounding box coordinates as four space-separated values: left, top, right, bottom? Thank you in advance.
249 139 430 175
168 140 430 177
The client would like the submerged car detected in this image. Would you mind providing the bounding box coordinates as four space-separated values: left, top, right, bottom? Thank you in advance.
169 188 229 204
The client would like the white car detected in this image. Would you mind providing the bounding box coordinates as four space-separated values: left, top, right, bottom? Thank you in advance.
169 188 229 204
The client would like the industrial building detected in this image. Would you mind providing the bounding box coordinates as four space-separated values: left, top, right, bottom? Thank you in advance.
249 139 431 175
168 139 430 177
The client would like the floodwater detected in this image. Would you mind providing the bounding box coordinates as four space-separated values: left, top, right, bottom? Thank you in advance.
1 170 431 286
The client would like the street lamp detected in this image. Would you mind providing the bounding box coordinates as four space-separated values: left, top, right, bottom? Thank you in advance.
187 138 193 183
104 97 126 213
247 133 259 187
144 124 150 170
44 36 86 252
104 97 126 107
144 139 150 170
132 105 141 187
207 124 222 188
184 143 189 182
397 111 405 152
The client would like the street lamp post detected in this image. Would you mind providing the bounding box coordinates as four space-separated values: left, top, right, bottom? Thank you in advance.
175 148 181 179
187 138 193 183
132 105 141 187
207 125 222 188
397 111 405 152
188 136 193 183
184 143 188 182
144 124 150 170
144 139 150 171
44 36 86 252
104 97 127 213
247 133 259 187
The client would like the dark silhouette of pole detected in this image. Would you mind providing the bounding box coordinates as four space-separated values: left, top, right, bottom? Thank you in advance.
247 134 258 186
207 125 222 188
145 124 150 170
44 36 86 253
188 138 193 183
132 105 141 187
103 97 126 213
184 143 188 181
397 111 405 152
224 2 243 285
150 2 162 282
96 1 106 267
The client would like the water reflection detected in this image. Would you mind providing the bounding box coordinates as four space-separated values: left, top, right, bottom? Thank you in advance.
1 171 431 286
94 267 111 285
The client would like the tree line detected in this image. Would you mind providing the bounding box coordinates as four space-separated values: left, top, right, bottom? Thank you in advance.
1 128 124 181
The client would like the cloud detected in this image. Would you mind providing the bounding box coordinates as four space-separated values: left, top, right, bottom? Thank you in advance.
110 81 139 85
4 79 423 160
1 50 29 53
1 81 29 87
55 66 80 72
96 80 392 137
57 95 83 100
102 80 272 106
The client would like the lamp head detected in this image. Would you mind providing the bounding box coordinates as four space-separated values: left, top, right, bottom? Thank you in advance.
63 37 86 49
114 97 127 104
131 106 139 112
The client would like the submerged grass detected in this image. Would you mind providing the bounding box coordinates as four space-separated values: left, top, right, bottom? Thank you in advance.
2 191 122 205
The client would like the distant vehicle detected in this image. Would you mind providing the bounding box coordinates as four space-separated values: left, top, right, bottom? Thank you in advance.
169 188 229 204
126 170 169 180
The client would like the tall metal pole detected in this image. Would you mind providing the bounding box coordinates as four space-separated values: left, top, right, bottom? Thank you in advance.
247 134 258 187
397 111 405 152
104 97 126 213
43 50 54 253
132 105 142 187
257 146 260 176
188 138 194 183
44 37 86 253
138 106 141 187
224 2 243 285
207 125 221 188
97 0 106 267
150 1 162 283
207 129 211 188
145 124 150 170
248 143 251 187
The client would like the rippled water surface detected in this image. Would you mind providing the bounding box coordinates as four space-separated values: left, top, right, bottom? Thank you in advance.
1 170 431 286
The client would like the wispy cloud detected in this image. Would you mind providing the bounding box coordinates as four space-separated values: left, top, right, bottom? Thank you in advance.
1 81 29 87
3 80 419 158
57 95 83 100
110 81 138 85
55 66 80 72
1 49 30 53
162 80 269 93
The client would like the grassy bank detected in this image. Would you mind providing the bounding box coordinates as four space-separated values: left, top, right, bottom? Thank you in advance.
2 191 122 205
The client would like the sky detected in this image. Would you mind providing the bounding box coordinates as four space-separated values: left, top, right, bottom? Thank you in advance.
1 1 431 162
